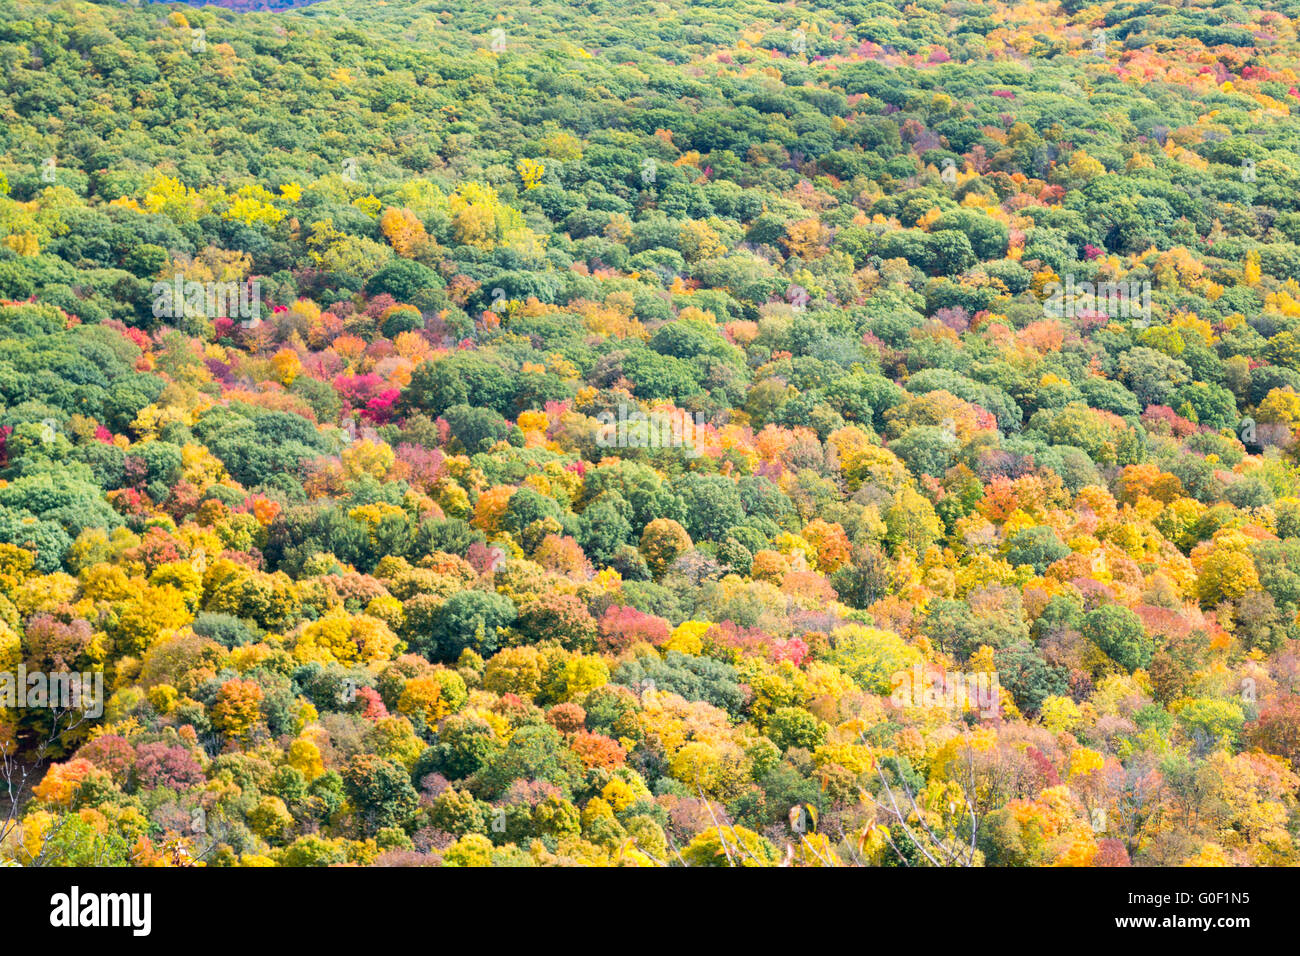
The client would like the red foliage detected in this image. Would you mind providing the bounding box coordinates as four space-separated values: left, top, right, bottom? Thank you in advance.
132 526 185 571
131 742 205 791
569 730 626 771
1141 404 1197 439
1094 839 1132 867
74 734 136 777
596 605 671 654
545 702 586 735
354 685 389 721
1026 746 1061 790
23 615 94 672
1247 696 1300 769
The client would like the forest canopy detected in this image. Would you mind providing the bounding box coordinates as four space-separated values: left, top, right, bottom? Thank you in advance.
0 0 1299 868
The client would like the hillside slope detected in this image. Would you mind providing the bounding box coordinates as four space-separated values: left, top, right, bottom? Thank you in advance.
0 0 1299 866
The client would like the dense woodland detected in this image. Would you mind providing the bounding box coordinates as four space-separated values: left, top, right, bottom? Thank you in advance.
1 0 1300 866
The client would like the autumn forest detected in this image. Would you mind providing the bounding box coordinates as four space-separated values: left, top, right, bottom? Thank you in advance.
1 0 1299 870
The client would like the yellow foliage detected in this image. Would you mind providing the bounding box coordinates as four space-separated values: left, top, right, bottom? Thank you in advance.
291 610 399 665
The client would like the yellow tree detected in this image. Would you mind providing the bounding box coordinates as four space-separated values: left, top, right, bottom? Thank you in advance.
379 206 430 258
